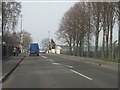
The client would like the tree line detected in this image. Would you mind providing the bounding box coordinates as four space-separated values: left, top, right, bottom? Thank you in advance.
57 2 120 61
2 2 32 57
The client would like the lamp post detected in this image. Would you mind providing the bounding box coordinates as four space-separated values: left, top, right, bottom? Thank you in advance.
48 31 51 50
20 14 23 53
118 1 120 61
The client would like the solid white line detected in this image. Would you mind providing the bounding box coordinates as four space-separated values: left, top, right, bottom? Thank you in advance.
65 65 73 68
70 69 93 80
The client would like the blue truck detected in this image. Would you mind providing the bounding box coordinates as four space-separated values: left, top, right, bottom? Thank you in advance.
29 43 39 56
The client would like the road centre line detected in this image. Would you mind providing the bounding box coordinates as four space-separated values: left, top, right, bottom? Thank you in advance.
48 59 73 68
65 65 73 68
70 69 93 81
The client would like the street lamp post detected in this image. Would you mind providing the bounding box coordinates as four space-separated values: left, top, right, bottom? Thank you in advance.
48 31 51 49
20 14 23 53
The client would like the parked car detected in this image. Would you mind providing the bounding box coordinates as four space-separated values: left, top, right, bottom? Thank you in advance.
29 43 39 56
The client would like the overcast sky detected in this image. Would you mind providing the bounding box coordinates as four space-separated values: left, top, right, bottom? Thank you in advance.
20 2 75 45
17 1 118 46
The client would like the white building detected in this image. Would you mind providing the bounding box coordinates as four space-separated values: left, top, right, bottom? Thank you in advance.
55 46 61 54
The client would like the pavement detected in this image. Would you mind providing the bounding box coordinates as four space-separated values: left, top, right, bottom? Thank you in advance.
2 54 118 88
0 45 1 90
1 53 26 83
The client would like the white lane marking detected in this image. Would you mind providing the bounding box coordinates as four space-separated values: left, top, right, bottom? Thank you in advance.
41 56 47 58
49 59 54 62
52 63 61 65
65 65 73 68
0 74 7 83
70 69 93 80
0 77 2 83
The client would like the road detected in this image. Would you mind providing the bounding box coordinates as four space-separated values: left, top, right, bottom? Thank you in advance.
2 54 118 88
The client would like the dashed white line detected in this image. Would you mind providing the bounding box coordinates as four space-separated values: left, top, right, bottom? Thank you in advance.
49 59 54 62
52 63 61 65
70 69 93 80
65 65 73 68
41 56 47 58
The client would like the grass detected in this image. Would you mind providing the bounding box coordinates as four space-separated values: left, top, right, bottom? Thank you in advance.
61 53 119 64
97 58 119 63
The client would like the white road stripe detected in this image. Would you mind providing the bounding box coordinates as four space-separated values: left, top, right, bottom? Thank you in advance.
65 65 73 68
49 59 54 62
52 63 61 65
0 77 2 83
70 69 93 80
0 75 6 83
41 56 47 58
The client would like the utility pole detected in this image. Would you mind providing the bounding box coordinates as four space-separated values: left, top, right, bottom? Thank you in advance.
48 31 51 50
118 1 120 61
48 31 50 42
20 14 23 53
48 31 50 53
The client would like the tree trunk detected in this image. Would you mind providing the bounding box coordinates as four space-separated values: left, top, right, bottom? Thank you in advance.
76 42 79 56
94 3 100 58
87 31 90 58
102 3 106 58
79 40 82 56
106 7 110 58
95 28 99 58
81 40 84 57
72 38 76 56
87 2 90 58
106 26 109 58
109 21 113 59
109 3 114 59
69 37 72 55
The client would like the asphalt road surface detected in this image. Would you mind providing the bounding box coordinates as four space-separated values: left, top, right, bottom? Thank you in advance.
2 54 118 88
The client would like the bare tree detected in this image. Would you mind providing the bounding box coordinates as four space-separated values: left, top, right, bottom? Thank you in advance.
109 3 117 59
2 2 21 46
57 8 74 55
105 3 110 58
41 38 50 49
118 1 120 61
91 2 102 58
23 31 32 49
57 2 118 60
85 2 94 58
101 3 106 58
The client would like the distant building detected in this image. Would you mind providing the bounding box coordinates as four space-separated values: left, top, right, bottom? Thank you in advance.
55 46 61 54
